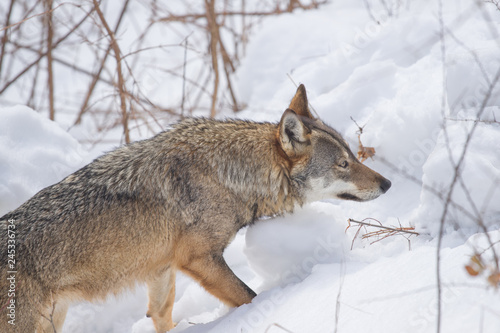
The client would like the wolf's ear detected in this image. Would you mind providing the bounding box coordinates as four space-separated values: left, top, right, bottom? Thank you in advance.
278 109 311 157
288 84 314 119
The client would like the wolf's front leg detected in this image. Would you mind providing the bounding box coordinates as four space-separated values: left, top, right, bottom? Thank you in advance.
180 253 256 307
146 266 176 332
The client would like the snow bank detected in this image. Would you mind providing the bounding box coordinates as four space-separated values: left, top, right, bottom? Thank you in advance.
175 231 500 333
0 105 86 215
415 107 500 235
244 203 348 291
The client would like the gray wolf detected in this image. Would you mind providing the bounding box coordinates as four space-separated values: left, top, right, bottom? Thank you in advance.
0 85 390 332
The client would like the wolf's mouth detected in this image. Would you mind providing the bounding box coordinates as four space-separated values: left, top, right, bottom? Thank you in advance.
338 193 362 201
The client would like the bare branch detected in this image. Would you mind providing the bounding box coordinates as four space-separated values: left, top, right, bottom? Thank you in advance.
0 5 95 95
205 0 219 118
485 0 500 11
157 1 329 23
347 219 419 236
0 0 15 77
347 218 419 251
74 0 130 125
92 0 130 143
0 1 72 33
334 260 345 333
45 0 55 120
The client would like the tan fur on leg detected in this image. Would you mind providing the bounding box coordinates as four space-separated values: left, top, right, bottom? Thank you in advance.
147 266 176 333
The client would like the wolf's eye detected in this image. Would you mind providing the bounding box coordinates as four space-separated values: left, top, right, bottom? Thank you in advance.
339 161 349 168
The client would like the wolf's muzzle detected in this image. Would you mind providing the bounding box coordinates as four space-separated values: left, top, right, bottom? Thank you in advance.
380 178 392 193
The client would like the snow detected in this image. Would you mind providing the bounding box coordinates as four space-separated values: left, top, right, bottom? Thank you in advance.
1 0 500 332
0 106 86 215
414 112 500 235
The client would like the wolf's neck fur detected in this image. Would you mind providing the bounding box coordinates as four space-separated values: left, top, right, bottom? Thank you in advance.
165 118 303 216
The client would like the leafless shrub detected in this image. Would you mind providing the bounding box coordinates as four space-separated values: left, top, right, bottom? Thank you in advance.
0 0 328 146
346 218 419 250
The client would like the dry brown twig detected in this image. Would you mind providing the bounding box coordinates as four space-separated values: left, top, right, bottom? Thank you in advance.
0 5 95 95
350 117 376 163
0 1 76 33
40 292 57 333
205 0 220 118
92 0 130 143
0 0 16 80
45 0 55 121
74 0 131 126
346 218 419 250
444 116 500 125
157 0 329 23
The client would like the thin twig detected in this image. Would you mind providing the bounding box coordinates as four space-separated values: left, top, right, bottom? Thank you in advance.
444 117 500 125
485 0 500 11
0 0 15 77
347 219 419 235
181 37 188 119
362 0 379 23
157 2 329 23
45 0 55 120
92 0 130 143
74 0 130 125
444 27 491 86
0 5 95 95
347 218 419 251
0 1 75 33
436 1 448 329
40 293 57 333
205 0 219 118
218 35 239 111
265 323 295 333
334 259 345 333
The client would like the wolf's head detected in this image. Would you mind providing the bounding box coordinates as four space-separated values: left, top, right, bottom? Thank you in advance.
278 85 391 202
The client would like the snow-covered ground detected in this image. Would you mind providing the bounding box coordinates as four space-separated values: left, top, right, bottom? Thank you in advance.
1 1 499 332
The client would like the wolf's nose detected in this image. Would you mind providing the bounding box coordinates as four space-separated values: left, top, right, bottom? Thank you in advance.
380 178 391 193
